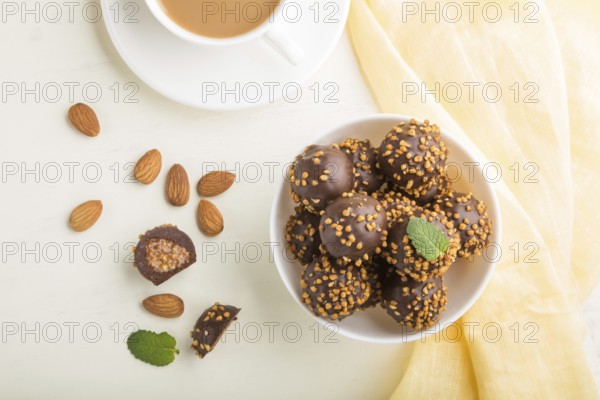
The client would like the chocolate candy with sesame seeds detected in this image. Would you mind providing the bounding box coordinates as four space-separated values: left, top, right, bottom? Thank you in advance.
404 172 452 206
191 303 241 359
289 145 355 213
338 138 384 194
378 120 449 202
360 257 393 309
371 189 417 224
285 121 493 330
134 224 197 286
433 192 492 258
285 206 322 264
319 192 387 263
384 208 459 282
382 269 447 329
301 254 371 321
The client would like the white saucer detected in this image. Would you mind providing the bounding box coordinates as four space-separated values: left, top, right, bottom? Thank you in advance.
100 0 350 110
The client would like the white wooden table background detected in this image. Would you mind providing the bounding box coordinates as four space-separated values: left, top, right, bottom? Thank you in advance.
0 4 597 398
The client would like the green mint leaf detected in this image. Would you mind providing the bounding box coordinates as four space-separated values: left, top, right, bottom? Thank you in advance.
127 330 179 367
407 218 450 261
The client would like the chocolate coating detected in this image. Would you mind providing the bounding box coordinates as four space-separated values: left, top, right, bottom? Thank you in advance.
191 303 241 358
382 269 447 329
301 255 371 321
360 257 392 309
289 145 355 213
399 172 452 206
378 120 448 201
384 208 459 282
134 224 197 286
285 126 491 327
285 206 322 264
338 138 384 194
319 192 387 262
372 189 417 224
433 192 492 258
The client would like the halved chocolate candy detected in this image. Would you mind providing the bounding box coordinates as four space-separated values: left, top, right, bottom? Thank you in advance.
191 303 241 359
133 224 197 286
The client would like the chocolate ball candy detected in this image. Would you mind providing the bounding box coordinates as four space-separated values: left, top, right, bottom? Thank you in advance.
405 172 452 206
319 192 387 263
360 257 393 309
382 269 447 329
433 192 492 258
289 145 355 213
285 206 322 265
338 138 384 194
301 254 371 321
372 189 417 223
384 208 459 282
191 303 241 358
134 224 197 286
378 120 449 202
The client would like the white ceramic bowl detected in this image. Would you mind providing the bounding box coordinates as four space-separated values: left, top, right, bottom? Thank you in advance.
270 114 502 343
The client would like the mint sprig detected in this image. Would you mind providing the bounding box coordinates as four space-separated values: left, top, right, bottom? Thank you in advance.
407 218 450 261
127 330 179 367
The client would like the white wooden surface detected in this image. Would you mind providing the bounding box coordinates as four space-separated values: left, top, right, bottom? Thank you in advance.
0 6 597 399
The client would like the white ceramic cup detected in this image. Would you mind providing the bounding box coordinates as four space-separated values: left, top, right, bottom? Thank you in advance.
144 0 305 65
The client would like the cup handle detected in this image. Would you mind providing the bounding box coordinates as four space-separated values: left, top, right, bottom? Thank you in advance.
262 25 304 66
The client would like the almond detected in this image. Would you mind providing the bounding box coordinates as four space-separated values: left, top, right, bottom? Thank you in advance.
134 149 162 184
68 103 100 137
197 200 224 236
166 164 190 206
69 200 103 232
142 294 184 318
197 171 235 197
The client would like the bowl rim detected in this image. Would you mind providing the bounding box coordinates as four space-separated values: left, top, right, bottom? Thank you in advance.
269 113 502 344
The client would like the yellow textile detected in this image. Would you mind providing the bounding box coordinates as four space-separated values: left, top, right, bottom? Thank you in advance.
348 0 600 398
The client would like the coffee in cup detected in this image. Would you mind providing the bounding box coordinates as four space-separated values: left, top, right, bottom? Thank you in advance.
159 0 280 38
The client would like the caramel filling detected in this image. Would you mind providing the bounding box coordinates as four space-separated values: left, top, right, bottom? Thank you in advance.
145 239 190 273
